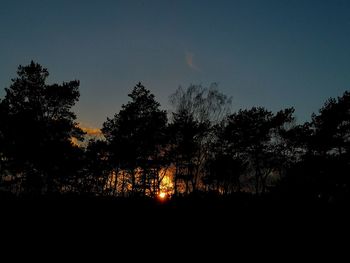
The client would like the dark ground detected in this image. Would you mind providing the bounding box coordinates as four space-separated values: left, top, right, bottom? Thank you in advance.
1 191 348 256
1 191 348 221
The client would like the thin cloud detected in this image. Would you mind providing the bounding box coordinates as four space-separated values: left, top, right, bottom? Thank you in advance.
81 126 103 137
186 52 200 71
75 123 104 141
71 124 104 146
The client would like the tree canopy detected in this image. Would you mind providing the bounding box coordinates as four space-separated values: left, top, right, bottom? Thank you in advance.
0 61 84 194
0 62 349 205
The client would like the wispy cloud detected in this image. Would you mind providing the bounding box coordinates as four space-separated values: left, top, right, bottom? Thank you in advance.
71 124 104 146
81 126 103 137
186 52 200 71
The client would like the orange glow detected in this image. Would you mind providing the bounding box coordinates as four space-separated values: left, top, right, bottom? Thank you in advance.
70 137 79 146
103 167 175 197
80 126 103 137
71 124 104 147
159 168 174 196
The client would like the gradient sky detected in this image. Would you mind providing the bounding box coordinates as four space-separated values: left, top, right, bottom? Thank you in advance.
1 0 350 128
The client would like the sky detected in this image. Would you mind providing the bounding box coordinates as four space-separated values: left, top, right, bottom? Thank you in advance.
1 0 350 128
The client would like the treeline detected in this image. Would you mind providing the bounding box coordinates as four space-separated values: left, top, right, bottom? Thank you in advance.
0 61 349 203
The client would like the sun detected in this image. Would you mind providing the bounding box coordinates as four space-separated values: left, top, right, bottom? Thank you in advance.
158 192 166 199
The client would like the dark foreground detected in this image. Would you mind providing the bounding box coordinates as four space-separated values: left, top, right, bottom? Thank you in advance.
1 191 349 218
1 191 349 252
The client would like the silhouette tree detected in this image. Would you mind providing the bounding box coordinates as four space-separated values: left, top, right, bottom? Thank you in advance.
102 83 167 196
203 121 247 194
0 61 84 194
169 109 206 194
81 139 110 195
170 83 231 125
1 61 350 206
0 99 8 187
284 91 350 202
310 91 350 156
169 84 232 194
224 107 294 194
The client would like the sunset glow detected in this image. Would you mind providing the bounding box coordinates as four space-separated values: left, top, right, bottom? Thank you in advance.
158 192 166 199
159 168 174 196
2 0 350 219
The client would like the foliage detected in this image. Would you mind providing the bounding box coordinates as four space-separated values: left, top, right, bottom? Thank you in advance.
0 62 349 204
0 61 84 194
102 82 168 196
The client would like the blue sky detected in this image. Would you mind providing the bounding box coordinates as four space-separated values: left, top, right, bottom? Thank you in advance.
1 0 350 128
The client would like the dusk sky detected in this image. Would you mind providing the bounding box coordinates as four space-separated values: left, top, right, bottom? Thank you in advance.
1 0 350 128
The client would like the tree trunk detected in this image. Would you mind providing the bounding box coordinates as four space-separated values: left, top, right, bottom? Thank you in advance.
113 167 119 196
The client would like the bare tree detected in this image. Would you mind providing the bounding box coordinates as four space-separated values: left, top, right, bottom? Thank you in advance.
169 84 232 194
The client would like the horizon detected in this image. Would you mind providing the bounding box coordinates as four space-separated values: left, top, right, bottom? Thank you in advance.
1 0 350 128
